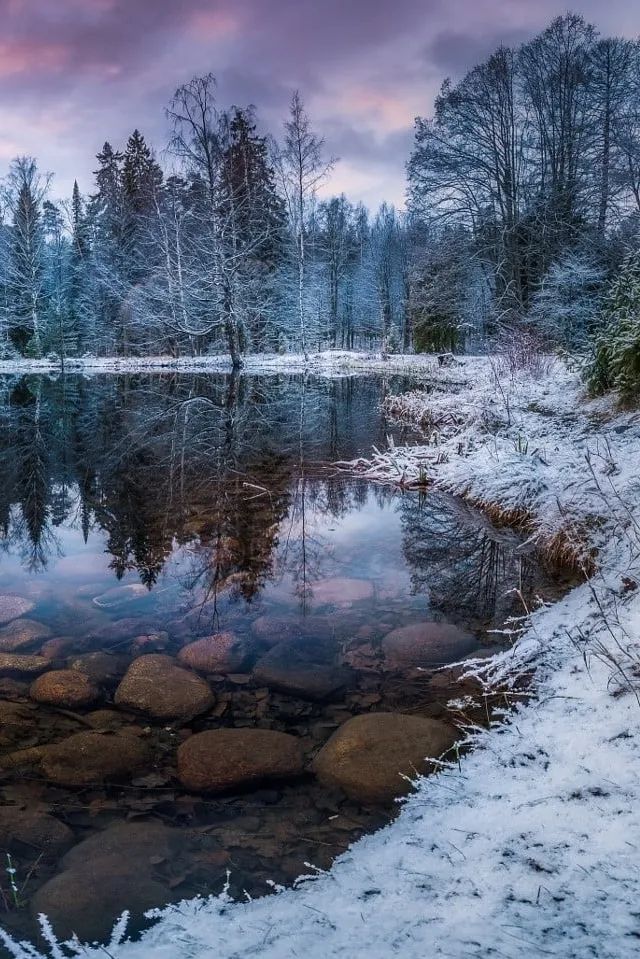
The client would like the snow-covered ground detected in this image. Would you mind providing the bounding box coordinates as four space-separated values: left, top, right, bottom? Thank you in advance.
0 350 439 377
4 354 640 958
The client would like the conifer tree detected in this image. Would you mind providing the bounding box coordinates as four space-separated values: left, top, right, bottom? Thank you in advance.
5 158 48 356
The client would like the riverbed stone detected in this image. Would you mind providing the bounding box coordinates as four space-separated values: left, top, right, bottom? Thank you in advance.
312 712 459 804
381 621 478 669
130 631 169 655
0 619 52 652
250 614 335 647
0 594 35 625
0 653 51 677
0 808 73 858
61 821 180 870
312 577 374 606
114 654 215 720
30 669 100 708
177 728 304 793
0 593 36 626
253 643 353 701
84 708 128 730
93 583 150 608
87 616 160 646
30 856 171 943
40 731 150 786
177 632 249 674
68 651 129 686
40 636 80 660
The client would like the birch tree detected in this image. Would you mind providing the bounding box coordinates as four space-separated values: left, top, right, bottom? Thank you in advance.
277 92 333 358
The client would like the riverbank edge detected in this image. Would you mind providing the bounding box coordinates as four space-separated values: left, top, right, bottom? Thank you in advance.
0 351 443 376
3 355 640 958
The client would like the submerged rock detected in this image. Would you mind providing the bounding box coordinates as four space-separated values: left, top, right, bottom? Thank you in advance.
253 643 353 701
177 632 249 674
0 619 52 653
0 808 73 859
88 616 161 646
93 583 150 608
0 594 36 626
61 821 180 870
40 731 149 786
313 712 459 805
114 654 215 720
31 855 171 943
177 728 304 793
130 632 169 655
0 653 51 677
84 708 128 730
68 650 129 686
381 621 478 669
251 614 335 647
30 669 100 708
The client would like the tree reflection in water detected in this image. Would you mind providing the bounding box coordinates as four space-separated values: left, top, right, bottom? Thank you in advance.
0 371 554 635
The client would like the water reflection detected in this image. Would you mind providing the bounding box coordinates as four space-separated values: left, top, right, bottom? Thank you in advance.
0 372 558 948
0 373 412 585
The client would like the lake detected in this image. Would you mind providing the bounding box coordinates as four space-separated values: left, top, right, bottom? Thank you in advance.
0 372 559 946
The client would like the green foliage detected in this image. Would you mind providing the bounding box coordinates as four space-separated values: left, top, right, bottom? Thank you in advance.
586 251 640 397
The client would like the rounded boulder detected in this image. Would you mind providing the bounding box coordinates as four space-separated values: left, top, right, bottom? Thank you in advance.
40 731 149 787
30 669 100 709
312 712 459 805
177 728 304 793
177 632 249 674
382 622 478 669
114 654 215 721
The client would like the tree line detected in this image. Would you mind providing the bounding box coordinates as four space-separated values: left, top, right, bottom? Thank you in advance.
4 13 640 383
407 12 640 375
0 78 408 365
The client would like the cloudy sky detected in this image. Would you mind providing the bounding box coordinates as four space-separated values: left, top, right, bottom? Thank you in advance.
1 0 638 207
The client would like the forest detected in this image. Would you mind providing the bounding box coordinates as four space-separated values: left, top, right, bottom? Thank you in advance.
2 12 640 392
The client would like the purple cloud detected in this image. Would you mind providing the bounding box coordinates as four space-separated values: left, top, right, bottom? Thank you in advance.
0 0 636 207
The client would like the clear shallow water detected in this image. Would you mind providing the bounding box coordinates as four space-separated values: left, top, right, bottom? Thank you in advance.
0 373 559 946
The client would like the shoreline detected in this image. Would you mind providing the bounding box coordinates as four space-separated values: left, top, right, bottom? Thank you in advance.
4 356 640 958
0 351 446 377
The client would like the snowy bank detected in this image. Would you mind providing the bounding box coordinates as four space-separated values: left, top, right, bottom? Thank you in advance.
3 356 640 959
0 350 441 377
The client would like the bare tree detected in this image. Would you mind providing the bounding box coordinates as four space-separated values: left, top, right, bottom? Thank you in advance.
277 92 333 359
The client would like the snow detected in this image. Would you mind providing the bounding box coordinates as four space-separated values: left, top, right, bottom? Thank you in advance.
0 350 440 377
3 353 640 958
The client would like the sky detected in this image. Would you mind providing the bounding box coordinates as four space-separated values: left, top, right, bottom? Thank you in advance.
1 0 638 209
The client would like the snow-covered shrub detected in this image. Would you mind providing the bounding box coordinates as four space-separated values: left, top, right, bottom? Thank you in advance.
0 340 19 361
530 250 606 349
586 250 640 397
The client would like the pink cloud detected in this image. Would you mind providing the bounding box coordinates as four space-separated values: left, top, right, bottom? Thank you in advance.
0 39 70 77
188 8 239 39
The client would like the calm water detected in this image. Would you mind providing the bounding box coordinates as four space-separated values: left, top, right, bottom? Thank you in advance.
0 373 557 946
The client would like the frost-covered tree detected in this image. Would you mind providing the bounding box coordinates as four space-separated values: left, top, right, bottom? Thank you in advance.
277 92 333 358
530 249 607 348
4 158 49 356
42 199 72 361
587 250 640 396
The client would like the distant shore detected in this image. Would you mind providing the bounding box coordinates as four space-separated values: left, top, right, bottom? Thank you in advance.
0 350 452 376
